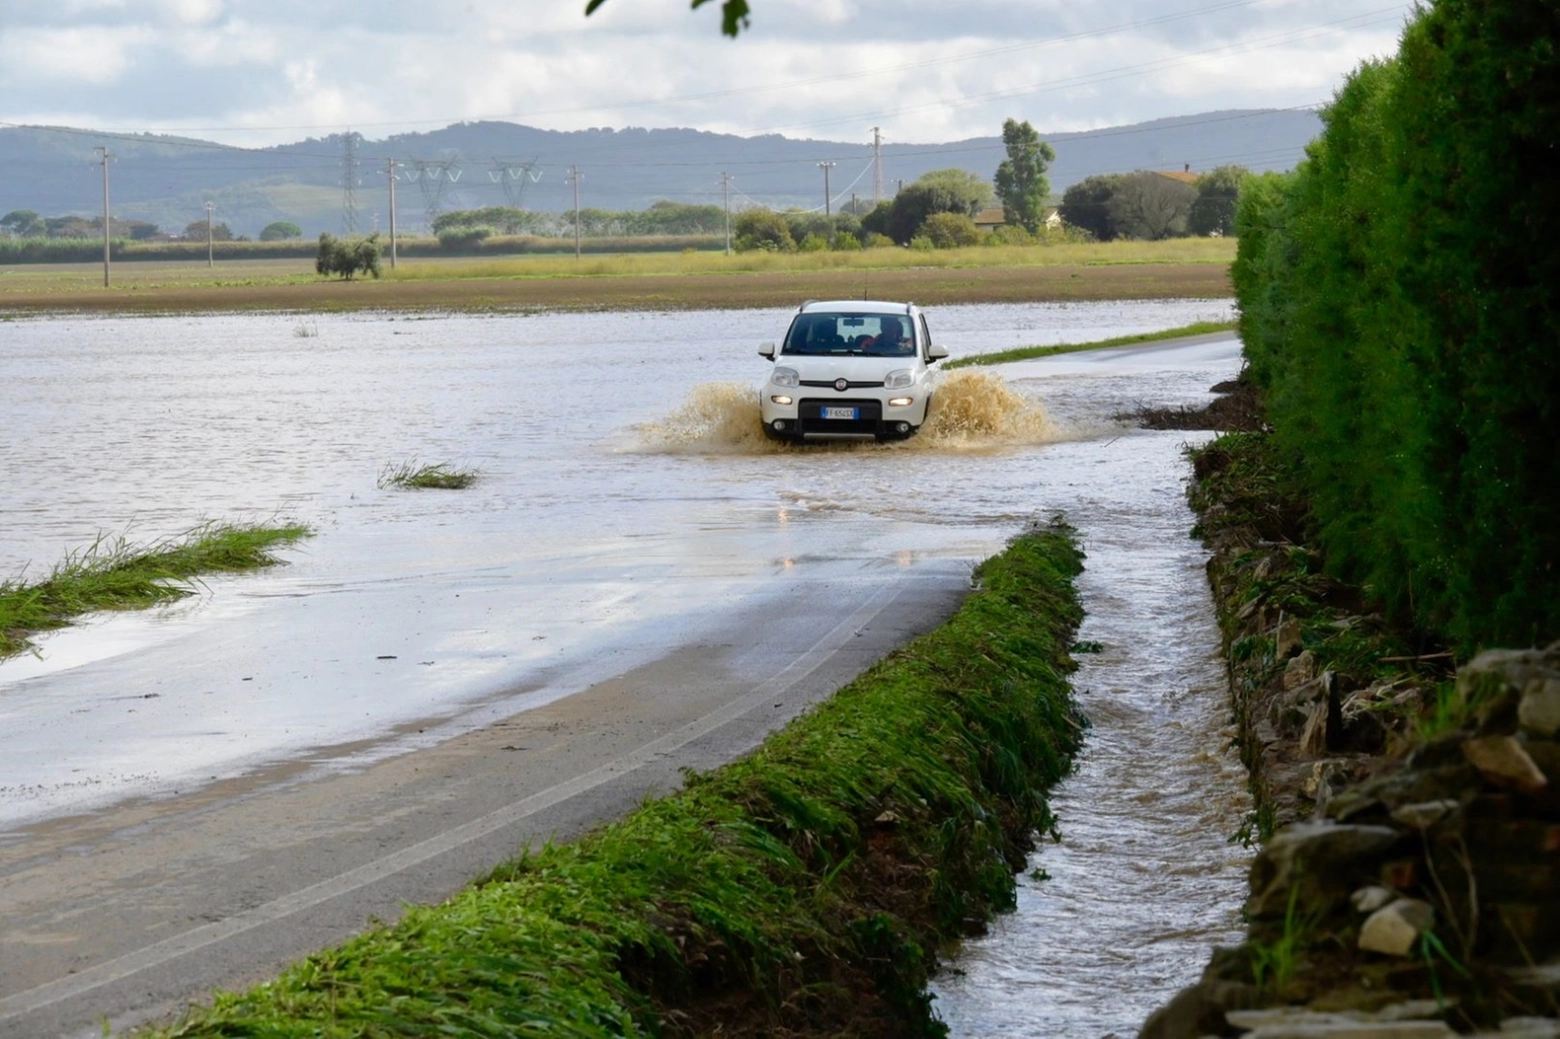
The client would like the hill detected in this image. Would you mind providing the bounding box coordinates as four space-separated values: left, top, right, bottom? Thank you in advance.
0 109 1320 238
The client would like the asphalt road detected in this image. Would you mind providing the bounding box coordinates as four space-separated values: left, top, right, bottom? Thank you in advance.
0 565 969 1038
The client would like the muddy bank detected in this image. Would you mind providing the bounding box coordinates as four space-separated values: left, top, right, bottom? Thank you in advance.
1139 381 1560 1037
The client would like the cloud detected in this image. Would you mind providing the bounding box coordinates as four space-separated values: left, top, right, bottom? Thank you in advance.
0 0 1416 146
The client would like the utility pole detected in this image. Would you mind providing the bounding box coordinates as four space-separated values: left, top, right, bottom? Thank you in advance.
205 201 214 268
568 165 582 259
870 127 883 205
342 131 360 235
96 147 111 287
385 158 399 269
721 171 732 255
817 161 837 216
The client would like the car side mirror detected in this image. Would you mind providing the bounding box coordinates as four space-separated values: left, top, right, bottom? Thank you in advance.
758 342 776 360
927 343 949 362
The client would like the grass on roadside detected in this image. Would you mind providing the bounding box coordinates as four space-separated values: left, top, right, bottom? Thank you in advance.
377 461 479 490
146 522 1087 1038
947 319 1237 369
0 522 312 659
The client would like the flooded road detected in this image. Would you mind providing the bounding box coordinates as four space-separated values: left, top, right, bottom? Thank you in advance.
0 300 1231 828
1 300 1248 1036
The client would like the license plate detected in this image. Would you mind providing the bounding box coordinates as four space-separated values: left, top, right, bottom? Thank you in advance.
821 406 859 420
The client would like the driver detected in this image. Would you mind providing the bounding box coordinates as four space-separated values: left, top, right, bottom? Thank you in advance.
865 317 908 355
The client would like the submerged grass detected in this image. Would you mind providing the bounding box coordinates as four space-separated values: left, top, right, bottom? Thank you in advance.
946 319 1237 369
378 460 479 490
0 522 311 659
148 521 1087 1038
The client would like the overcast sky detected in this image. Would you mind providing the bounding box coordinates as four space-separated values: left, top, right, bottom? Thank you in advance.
1 0 1414 148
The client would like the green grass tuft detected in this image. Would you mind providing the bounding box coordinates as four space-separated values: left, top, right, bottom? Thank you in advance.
946 320 1237 369
378 460 479 490
0 522 311 659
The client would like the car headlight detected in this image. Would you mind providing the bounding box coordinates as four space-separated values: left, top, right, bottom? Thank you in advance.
771 366 800 388
884 368 914 389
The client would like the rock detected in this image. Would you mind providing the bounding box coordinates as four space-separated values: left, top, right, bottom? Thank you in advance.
1304 760 1351 809
1351 886 1397 913
1285 650 1319 690
1501 1021 1560 1038
1276 617 1304 660
1488 1018 1560 1038
1519 678 1560 738
1461 647 1560 734
1299 699 1330 758
1463 736 1549 793
1226 1006 1454 1036
1389 799 1460 830
1247 822 1401 919
1137 978 1260 1039
1358 898 1435 957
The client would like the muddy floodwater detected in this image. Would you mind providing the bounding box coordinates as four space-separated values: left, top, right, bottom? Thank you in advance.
1 299 1247 1032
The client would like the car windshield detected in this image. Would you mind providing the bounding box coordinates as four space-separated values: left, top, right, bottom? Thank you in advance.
782 312 915 357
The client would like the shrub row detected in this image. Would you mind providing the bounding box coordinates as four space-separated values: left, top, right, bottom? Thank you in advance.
1231 0 1560 652
151 524 1085 1037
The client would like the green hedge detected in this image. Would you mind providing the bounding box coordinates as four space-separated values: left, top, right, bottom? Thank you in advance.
150 525 1084 1037
1232 0 1560 651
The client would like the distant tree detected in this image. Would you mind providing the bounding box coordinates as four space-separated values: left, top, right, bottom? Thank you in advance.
858 200 894 239
783 210 835 244
993 119 1056 234
914 169 993 217
260 221 303 241
184 219 234 241
732 208 795 252
315 232 383 280
919 212 983 248
626 200 726 235
123 220 161 241
1108 172 1198 240
1188 165 1248 236
46 216 96 238
438 226 493 250
1 209 44 237
885 178 980 245
1059 173 1127 241
433 207 553 236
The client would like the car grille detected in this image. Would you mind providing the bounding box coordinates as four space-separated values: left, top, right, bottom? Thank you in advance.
799 379 886 390
798 398 883 436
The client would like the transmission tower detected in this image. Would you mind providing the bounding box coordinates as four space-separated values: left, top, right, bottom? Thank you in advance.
341 131 362 235
407 158 464 230
489 159 542 208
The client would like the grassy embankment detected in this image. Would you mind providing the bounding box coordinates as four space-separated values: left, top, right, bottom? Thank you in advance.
0 523 311 659
0 238 1235 315
947 319 1237 369
147 523 1086 1038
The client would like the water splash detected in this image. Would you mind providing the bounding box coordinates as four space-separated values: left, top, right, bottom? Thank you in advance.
636 371 1059 455
633 381 782 454
917 370 1059 449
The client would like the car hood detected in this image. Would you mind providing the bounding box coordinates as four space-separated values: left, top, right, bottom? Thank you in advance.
779 356 919 381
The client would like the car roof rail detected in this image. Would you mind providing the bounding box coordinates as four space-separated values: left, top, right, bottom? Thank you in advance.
798 300 818 312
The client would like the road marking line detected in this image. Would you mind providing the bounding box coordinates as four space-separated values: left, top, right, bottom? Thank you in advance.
0 580 909 1021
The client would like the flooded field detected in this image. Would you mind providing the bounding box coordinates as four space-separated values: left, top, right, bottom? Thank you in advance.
1 299 1247 1033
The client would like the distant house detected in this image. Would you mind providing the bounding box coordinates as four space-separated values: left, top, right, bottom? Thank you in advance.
972 206 1061 231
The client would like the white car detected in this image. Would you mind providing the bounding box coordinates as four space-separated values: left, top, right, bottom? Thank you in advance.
759 300 948 442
